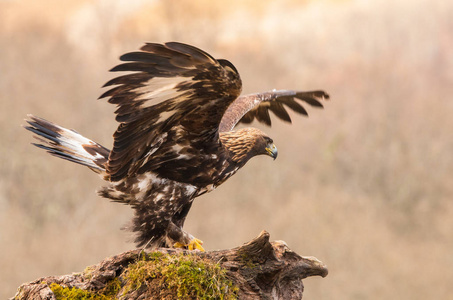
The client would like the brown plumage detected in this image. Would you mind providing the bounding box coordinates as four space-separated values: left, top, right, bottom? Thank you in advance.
25 42 329 250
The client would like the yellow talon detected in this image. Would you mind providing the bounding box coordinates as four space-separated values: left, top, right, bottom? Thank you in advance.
173 238 205 252
188 238 205 252
173 242 186 249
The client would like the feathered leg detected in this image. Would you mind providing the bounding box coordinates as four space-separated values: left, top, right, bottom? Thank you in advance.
100 179 204 251
131 202 204 251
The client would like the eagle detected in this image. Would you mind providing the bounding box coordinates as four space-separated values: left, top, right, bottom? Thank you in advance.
25 42 329 251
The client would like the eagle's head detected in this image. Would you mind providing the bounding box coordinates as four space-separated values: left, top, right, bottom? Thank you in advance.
219 128 278 164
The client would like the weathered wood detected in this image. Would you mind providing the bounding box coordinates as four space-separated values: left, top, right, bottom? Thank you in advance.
12 231 327 299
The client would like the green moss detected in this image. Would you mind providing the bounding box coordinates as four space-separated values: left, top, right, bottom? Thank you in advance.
239 252 257 269
102 278 122 296
123 252 238 299
49 252 237 299
50 283 103 300
49 277 121 300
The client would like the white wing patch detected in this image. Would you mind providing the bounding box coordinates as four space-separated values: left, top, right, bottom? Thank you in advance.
156 111 176 123
134 77 188 106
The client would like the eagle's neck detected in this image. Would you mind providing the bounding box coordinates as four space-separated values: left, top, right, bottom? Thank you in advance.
219 128 264 165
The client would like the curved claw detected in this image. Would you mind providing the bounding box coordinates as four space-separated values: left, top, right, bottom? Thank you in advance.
188 238 205 252
173 238 205 252
173 242 187 249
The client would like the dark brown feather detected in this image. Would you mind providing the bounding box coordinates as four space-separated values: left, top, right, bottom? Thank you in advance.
102 73 152 88
100 42 242 181
25 42 331 250
219 90 329 132
277 96 308 115
256 105 272 126
269 101 292 123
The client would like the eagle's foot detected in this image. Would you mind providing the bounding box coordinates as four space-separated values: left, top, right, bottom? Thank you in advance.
173 238 204 252
188 238 204 251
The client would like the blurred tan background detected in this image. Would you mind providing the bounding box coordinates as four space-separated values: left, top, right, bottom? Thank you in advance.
2 0 452 298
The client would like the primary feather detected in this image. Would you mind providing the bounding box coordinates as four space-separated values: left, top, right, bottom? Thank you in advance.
25 42 329 249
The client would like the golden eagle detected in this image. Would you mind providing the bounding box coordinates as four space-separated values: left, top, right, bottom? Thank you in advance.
25 42 329 251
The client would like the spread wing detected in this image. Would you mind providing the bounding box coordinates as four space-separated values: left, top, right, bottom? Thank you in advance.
100 42 242 181
219 90 329 132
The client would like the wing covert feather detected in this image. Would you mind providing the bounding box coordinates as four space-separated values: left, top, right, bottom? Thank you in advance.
100 42 242 181
219 90 329 132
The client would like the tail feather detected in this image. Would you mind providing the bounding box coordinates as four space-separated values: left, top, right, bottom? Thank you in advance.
25 115 110 175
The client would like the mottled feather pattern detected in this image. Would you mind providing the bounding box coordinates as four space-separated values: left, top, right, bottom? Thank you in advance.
100 42 242 182
98 172 198 247
26 42 330 250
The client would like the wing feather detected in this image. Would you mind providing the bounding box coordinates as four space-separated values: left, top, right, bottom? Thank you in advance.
219 90 329 132
277 96 308 115
256 105 272 126
268 101 292 123
99 42 242 181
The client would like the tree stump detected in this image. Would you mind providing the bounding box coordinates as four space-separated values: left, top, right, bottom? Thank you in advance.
13 231 327 299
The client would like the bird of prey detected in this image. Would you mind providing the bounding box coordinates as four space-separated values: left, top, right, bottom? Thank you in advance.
25 42 329 251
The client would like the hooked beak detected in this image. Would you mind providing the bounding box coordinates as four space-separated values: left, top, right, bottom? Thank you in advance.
265 144 278 160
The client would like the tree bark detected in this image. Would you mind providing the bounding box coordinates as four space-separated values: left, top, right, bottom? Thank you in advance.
12 231 327 299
